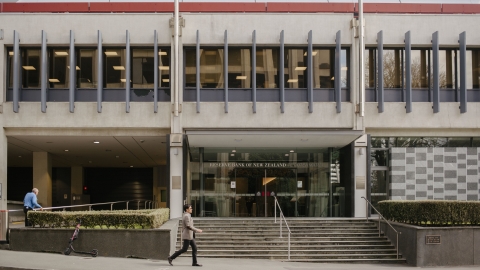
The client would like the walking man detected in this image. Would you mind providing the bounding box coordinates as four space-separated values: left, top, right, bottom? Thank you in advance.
23 188 43 226
168 204 203 267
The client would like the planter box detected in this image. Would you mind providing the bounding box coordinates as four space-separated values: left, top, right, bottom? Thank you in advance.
8 218 179 259
380 220 480 266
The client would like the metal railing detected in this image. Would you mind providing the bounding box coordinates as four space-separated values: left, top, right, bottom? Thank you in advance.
273 196 291 260
6 200 157 213
361 196 401 259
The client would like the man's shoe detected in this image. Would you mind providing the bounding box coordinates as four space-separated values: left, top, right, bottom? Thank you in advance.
192 263 202 267
167 257 173 266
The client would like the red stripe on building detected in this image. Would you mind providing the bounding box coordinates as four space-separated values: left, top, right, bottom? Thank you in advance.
180 3 265 12
2 3 89 13
361 3 442 14
443 4 480 14
89 2 174 13
266 3 354 13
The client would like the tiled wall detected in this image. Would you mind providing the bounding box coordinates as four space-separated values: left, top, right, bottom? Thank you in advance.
390 148 480 201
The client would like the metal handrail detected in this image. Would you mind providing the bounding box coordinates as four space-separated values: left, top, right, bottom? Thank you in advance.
6 200 156 212
273 196 291 260
361 196 401 259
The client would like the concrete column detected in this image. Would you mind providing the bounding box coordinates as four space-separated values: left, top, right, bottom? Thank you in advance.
0 129 7 210
33 152 52 207
71 166 83 203
170 147 183 218
354 135 368 217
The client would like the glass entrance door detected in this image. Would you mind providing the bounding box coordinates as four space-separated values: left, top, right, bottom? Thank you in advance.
233 168 296 217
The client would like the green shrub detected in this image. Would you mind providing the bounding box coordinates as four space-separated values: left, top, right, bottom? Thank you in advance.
28 208 170 229
378 201 480 226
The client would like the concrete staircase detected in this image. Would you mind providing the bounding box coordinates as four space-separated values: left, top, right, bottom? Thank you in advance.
175 218 406 263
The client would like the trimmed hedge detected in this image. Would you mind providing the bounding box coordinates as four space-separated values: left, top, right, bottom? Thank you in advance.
28 208 170 229
378 200 480 226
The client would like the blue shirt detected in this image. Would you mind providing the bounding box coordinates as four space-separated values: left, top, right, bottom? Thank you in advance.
23 192 42 209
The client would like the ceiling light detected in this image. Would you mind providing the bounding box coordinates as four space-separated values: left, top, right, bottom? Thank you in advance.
304 51 317 56
116 156 119 158
18 156 22 158
287 79 298 83
295 67 307 71
159 66 169 70
120 79 126 82
331 77 335 80
236 76 247 80
232 149 236 153
130 165 133 167
64 150 69 152
290 150 294 153
162 79 170 83
285 154 289 157
49 79 60 83
158 52 167 56
67 66 80 70
9 52 14 56
93 141 100 144
22 66 36 70
54 51 68 56
105 51 118 56
113 66 125 70
230 153 235 156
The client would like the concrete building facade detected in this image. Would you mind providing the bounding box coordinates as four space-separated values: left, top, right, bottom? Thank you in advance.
0 1 479 219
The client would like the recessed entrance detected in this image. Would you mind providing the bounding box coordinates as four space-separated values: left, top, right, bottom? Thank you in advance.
234 168 296 217
188 146 353 218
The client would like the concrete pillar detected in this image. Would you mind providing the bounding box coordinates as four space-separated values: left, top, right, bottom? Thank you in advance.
71 166 83 203
0 129 7 210
33 152 52 207
170 146 183 218
354 135 368 217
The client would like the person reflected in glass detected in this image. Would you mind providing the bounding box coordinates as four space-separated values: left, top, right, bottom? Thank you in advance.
168 204 203 267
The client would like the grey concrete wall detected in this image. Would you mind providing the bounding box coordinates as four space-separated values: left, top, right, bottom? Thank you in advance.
9 224 176 259
380 220 480 266
390 147 480 201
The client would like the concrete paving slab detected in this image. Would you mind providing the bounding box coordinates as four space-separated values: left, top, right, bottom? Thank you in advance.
0 250 480 270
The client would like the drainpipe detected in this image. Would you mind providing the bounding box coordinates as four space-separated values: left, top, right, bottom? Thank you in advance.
174 0 179 117
359 0 365 117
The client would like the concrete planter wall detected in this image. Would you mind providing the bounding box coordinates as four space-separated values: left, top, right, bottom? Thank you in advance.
380 220 480 266
8 219 179 260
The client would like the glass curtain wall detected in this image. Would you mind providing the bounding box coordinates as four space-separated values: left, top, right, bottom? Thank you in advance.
188 147 345 218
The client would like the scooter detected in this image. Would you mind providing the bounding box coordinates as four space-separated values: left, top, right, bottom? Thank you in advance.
64 219 98 257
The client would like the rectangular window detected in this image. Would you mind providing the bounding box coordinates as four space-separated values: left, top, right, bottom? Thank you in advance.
22 49 41 88
470 50 480 89
77 49 98 89
159 49 170 88
228 48 251 89
104 49 126 89
7 49 14 88
50 49 70 89
411 49 429 89
201 48 224 88
256 48 279 88
132 49 155 89
439 49 456 89
312 49 333 88
365 49 375 88
383 49 402 88
285 48 307 88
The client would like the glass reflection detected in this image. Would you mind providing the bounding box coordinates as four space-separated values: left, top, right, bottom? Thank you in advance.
285 49 307 88
50 49 70 89
104 49 126 88
228 48 251 88
312 49 333 88
411 49 429 88
22 49 41 88
77 49 98 88
256 48 279 88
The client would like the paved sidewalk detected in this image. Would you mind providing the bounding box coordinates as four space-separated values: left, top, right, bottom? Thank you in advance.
0 250 479 270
